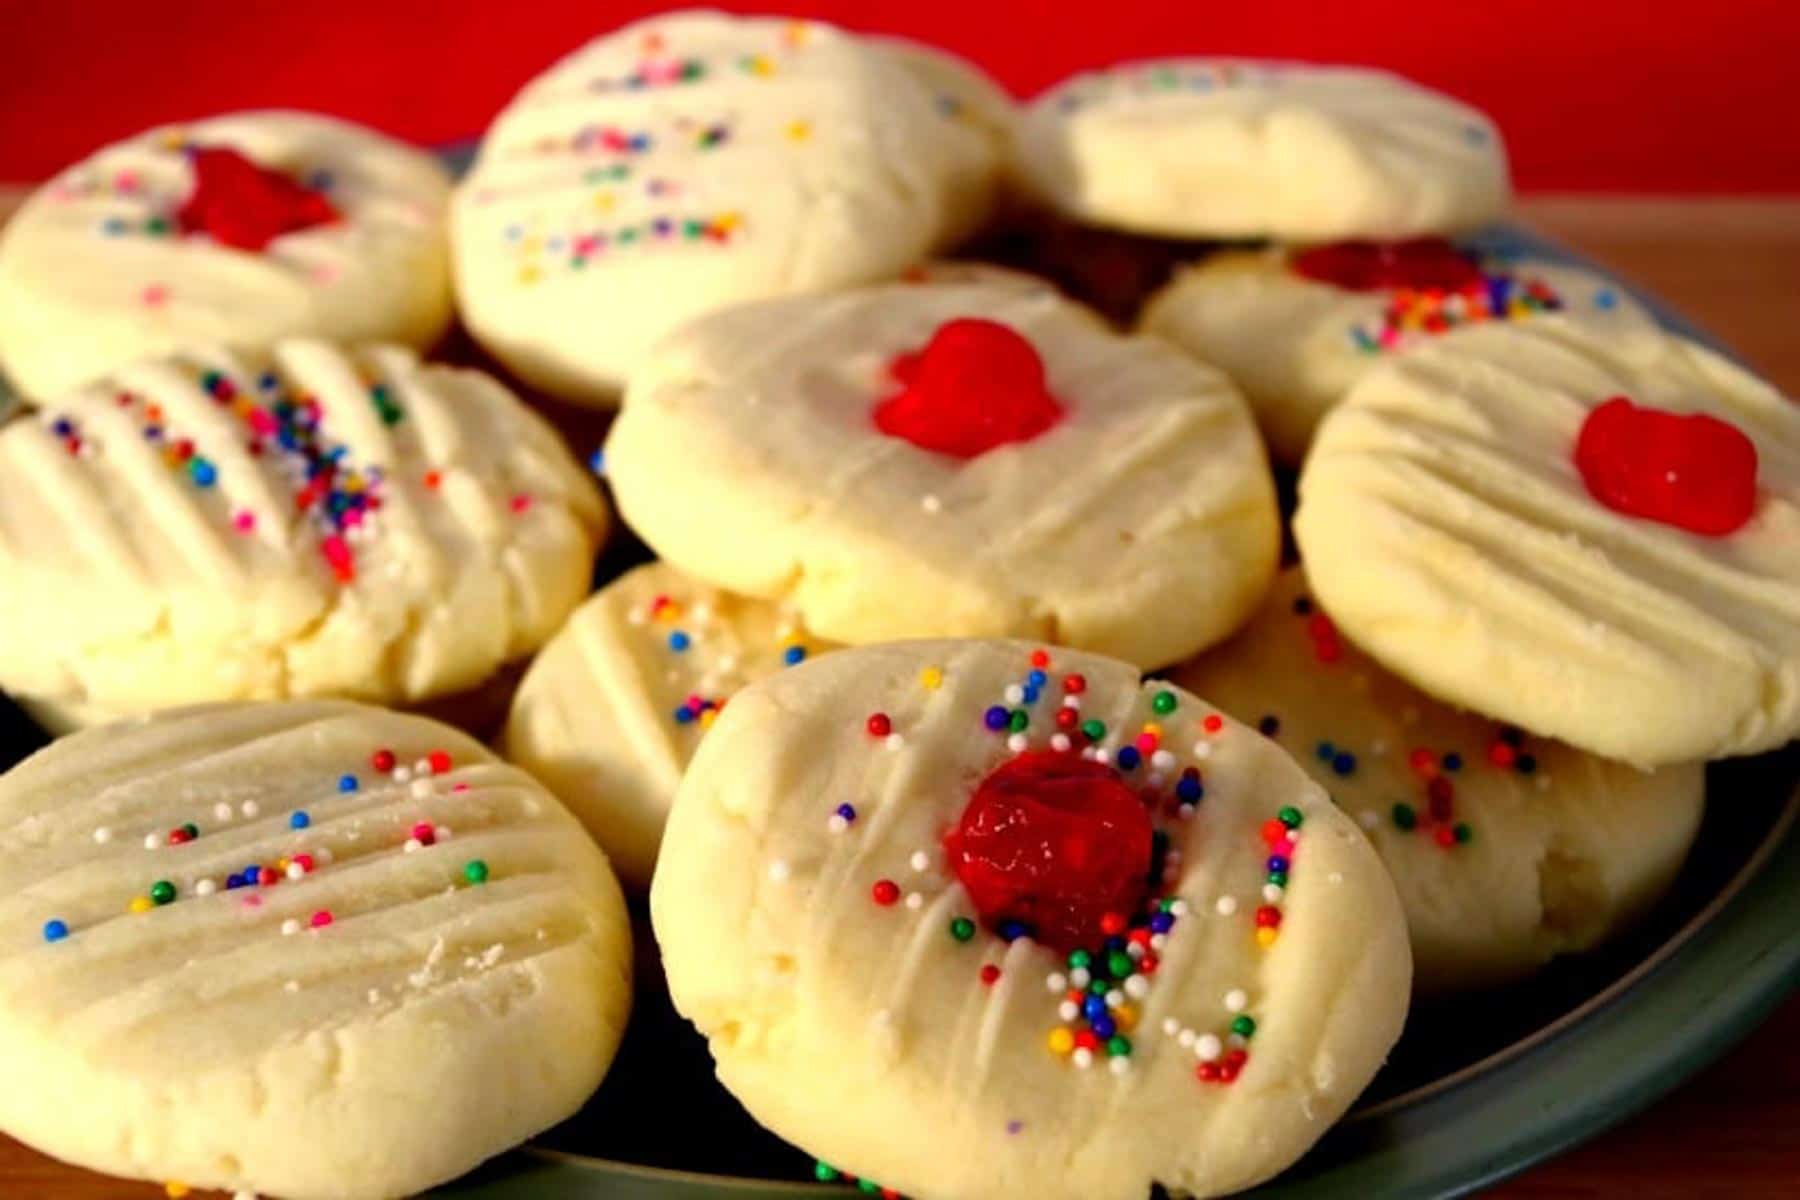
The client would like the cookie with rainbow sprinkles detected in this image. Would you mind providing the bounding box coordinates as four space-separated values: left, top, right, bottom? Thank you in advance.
653 639 1410 1200
0 700 632 1200
1176 567 1705 992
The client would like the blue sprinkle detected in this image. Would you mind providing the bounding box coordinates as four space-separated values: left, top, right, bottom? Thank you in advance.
1021 686 1040 705
1149 911 1175 934
187 459 217 487
1026 670 1047 688
782 645 806 666
338 774 358 793
51 418 75 437
1090 1014 1117 1040
1267 855 1290 874
588 448 606 476
1102 936 1125 953
42 919 68 943
1116 746 1141 771
1442 753 1463 773
226 873 244 890
307 168 335 191
996 919 1031 942
983 705 1010 732
289 811 310 830
1176 775 1203 802
834 803 856 822
259 372 279 391
1315 741 1336 763
673 706 696 725
668 631 691 652
1331 752 1357 777
1594 288 1619 311
1083 995 1108 1021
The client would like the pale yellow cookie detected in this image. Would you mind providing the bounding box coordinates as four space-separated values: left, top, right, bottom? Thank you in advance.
1017 59 1508 241
1295 319 1800 766
0 700 631 1200
1140 246 1656 463
605 278 1279 669
0 340 606 725
1175 568 1705 992
452 11 999 404
0 111 452 400
654 639 1410 1200
504 561 837 887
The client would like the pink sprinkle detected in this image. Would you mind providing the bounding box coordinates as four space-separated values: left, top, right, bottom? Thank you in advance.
1134 732 1159 754
310 910 334 929
142 284 169 308
248 409 278 436
292 854 315 873
321 535 355 583
233 510 256 533
451 783 470 793
510 494 533 513
241 895 263 910
1272 838 1295 857
114 169 140 193
411 822 435 845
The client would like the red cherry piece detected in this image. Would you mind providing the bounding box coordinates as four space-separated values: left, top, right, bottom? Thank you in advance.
176 146 342 252
943 750 1153 952
873 319 1064 459
1574 396 1759 536
1290 238 1485 293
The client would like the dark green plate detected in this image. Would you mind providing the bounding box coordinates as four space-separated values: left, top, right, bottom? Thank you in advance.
1 214 1793 1198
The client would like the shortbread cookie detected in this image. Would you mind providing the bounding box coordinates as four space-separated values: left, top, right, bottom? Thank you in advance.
0 700 631 1200
1176 568 1704 991
0 340 606 726
453 11 999 404
1141 240 1656 462
654 639 1410 1200
0 111 452 399
1295 319 1800 765
874 36 1017 241
504 562 836 887
605 278 1279 668
1017 60 1508 241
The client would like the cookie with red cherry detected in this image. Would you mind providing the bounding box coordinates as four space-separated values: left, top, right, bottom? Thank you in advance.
653 639 1411 1200
605 277 1280 669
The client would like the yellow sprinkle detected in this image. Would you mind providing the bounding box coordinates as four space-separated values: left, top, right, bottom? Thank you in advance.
656 604 682 623
699 709 718 729
165 1184 190 1199
129 896 153 915
783 21 809 47
1255 927 1279 948
919 666 944 691
158 130 187 151
592 190 616 213
276 857 290 871
716 211 744 232
1142 722 1162 738
518 265 540 286
785 119 812 142
1113 1004 1138 1032
1047 1027 1074 1055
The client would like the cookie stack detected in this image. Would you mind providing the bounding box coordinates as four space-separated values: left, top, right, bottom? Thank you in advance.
0 11 1792 1200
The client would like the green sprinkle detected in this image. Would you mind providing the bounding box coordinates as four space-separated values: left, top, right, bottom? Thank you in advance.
1106 1034 1132 1057
858 1181 880 1195
949 917 976 943
1391 803 1417 831
1231 1015 1257 1038
144 216 170 235
1151 690 1177 715
1266 871 1288 887
1454 822 1474 844
1105 950 1133 979
813 1163 841 1183
179 823 198 840
1007 709 1029 733
1067 949 1091 969
1278 806 1304 829
149 880 176 905
463 860 490 885
1080 719 1106 742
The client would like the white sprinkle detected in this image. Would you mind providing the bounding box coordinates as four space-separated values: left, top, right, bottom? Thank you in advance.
1080 747 1098 761
1224 988 1247 1013
316 847 333 865
144 833 163 851
1147 771 1166 789
1169 899 1190 917
393 766 412 783
1215 896 1238 916
241 801 260 818
1109 1056 1131 1076
626 608 647 626
904 892 924 910
1058 1000 1079 1022
921 493 942 513
1262 884 1285 903
885 734 905 752
910 850 931 872
1072 1048 1094 1070
1004 684 1025 704
1124 975 1150 999
1062 695 1081 710
1329 871 1345 884
1150 933 1168 951
287 863 306 881
1050 733 1072 752
413 758 432 776
234 1190 261 1200
283 980 300 994
1093 748 1111 764
433 825 453 841
281 919 302 936
92 826 112 845
767 860 791 882
827 814 849 834
1196 1034 1223 1062
1006 733 1029 753
1192 741 1213 760
403 838 424 854
1151 750 1176 771
367 989 382 1006
1105 988 1124 1009
1127 942 1146 960
1047 972 1068 993
1229 1033 1248 1049
1359 810 1381 830
1069 967 1091 989
690 601 714 623
214 803 233 822
1162 1017 1182 1036
1177 1027 1196 1048
195 879 217 897
410 779 433 800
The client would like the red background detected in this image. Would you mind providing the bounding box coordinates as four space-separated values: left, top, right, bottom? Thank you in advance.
1 0 1796 191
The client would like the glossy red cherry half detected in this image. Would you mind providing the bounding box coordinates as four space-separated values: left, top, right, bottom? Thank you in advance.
176 146 341 252
873 318 1064 458
1574 395 1758 536
1290 237 1485 292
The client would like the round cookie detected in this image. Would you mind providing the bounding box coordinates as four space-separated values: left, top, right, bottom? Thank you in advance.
0 339 606 727
605 278 1280 668
653 639 1410 1200
504 561 837 888
0 111 453 400
1295 319 1800 766
1016 59 1508 241
873 36 1017 243
1175 568 1705 992
1140 240 1657 463
0 700 631 1200
452 11 999 404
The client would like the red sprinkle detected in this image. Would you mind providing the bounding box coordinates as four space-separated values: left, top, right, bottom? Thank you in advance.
865 713 892 738
1202 714 1225 734
1029 649 1051 669
309 909 334 929
871 879 901 906
979 964 1002 985
1063 674 1087 695
427 750 452 775
372 749 397 772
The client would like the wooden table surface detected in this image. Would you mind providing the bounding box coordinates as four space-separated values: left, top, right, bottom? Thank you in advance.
0 190 1795 1198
